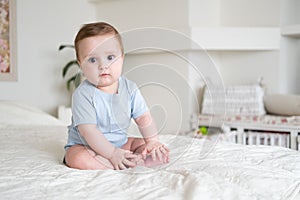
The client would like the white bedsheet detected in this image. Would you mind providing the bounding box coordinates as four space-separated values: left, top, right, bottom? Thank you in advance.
0 127 299 200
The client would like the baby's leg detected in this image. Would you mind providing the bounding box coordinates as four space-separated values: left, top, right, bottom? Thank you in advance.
122 138 145 166
65 145 114 170
123 138 166 167
122 137 145 153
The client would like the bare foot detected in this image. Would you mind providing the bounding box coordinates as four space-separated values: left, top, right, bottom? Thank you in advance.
130 154 169 168
129 154 145 166
143 155 169 167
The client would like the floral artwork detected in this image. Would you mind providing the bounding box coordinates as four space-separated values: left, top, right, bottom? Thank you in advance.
0 0 10 74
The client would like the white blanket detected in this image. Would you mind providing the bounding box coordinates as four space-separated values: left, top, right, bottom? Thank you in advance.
0 129 299 200
0 101 299 199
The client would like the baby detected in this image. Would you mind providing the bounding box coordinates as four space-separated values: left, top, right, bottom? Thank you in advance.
64 22 170 170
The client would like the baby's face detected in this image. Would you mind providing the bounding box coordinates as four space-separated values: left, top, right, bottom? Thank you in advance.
78 34 123 88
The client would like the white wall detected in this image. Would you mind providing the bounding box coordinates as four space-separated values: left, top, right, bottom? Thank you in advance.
188 0 220 27
92 0 189 31
189 0 280 27
220 0 280 27
1 0 295 122
92 0 205 134
280 0 300 94
280 37 300 94
216 51 280 93
123 52 194 134
189 0 281 94
90 0 284 133
0 0 95 116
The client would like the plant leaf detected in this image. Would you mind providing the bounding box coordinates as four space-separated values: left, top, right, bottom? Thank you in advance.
74 73 82 88
62 60 79 78
66 76 76 91
58 44 75 51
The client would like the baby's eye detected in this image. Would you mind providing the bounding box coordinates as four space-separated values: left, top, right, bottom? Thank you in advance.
87 57 97 64
107 55 115 61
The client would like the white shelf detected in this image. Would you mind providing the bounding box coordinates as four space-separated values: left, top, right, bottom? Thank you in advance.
281 24 300 38
125 27 280 54
191 27 280 51
88 0 106 3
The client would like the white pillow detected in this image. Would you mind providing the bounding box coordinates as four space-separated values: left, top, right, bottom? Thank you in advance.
0 100 65 129
201 85 266 115
264 94 300 116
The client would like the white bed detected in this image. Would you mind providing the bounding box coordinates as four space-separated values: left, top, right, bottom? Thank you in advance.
0 101 299 200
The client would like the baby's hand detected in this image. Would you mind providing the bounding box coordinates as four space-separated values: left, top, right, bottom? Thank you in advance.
109 148 138 170
129 154 145 166
142 140 170 163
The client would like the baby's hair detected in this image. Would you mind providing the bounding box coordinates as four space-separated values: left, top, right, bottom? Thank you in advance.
74 22 124 61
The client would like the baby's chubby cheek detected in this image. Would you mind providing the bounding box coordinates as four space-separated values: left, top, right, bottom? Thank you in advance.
82 67 100 85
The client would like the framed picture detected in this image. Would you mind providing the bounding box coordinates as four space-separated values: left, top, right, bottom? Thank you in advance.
0 0 17 81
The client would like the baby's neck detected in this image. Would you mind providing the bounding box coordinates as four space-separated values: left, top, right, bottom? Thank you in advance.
97 81 119 94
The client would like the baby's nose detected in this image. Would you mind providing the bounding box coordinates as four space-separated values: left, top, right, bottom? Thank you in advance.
98 63 109 70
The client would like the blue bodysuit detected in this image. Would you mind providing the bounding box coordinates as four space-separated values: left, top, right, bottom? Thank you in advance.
65 76 148 150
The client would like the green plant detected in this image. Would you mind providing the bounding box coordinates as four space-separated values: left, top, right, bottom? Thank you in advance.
58 44 82 91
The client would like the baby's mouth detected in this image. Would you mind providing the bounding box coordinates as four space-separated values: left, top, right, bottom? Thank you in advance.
100 73 110 77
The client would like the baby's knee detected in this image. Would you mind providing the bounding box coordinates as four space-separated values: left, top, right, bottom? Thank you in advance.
65 147 95 169
65 151 87 169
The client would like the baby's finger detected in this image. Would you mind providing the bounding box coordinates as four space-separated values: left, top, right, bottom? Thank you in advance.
119 162 127 170
162 145 170 152
165 154 170 163
114 164 120 170
151 149 156 161
156 149 163 162
124 150 133 154
123 159 136 168
159 148 169 163
160 147 169 157
141 148 149 159
125 153 138 159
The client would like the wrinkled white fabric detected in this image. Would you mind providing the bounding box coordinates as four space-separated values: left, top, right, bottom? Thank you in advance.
0 101 299 199
0 128 299 200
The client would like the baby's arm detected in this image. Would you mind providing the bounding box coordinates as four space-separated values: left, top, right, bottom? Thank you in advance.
78 124 137 170
135 112 170 163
